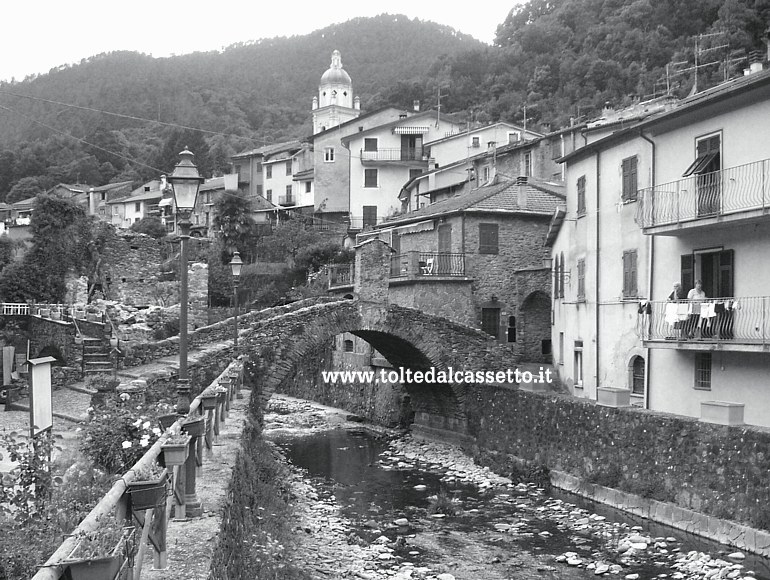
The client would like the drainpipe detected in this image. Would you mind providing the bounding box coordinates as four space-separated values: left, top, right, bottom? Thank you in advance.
639 130 656 410
341 134 351 226
595 151 601 400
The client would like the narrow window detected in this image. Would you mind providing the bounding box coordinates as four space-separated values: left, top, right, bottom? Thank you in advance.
285 160 292 175
266 165 272 179
305 182 311 193
285 185 292 199
256 184 263 196
694 353 712 390
523 152 532 177
574 340 584 387
100 192 106 201
577 259 586 301
631 356 645 395
621 155 638 201
362 206 377 227
472 136 480 148
364 168 378 188
507 315 516 342
135 202 141 212
622 250 638 298
266 189 272 202
559 252 565 298
324 147 335 162
343 339 354 352
577 175 586 216
559 332 564 364
478 223 499 254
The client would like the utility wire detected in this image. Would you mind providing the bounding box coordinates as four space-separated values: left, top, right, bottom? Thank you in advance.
0 89 273 145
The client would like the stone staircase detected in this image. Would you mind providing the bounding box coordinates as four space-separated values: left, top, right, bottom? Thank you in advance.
82 337 114 376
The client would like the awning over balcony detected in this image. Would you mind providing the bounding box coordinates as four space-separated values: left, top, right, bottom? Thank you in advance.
393 126 430 134
394 219 435 235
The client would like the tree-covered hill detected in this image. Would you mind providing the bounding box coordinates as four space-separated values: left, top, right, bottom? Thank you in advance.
1 3 770 202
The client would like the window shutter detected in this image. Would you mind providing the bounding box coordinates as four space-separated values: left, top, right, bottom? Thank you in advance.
718 249 734 298
681 254 694 294
622 252 631 296
630 251 638 295
479 224 499 254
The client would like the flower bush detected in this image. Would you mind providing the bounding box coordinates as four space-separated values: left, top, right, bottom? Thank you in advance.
67 516 134 561
81 396 162 474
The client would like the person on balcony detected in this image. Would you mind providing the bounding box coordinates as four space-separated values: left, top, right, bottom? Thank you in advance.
685 279 707 338
668 282 685 302
665 282 686 339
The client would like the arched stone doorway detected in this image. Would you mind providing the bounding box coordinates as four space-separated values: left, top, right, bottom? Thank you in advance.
519 290 552 363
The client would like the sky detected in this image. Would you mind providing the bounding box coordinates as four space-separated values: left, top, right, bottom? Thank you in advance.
1 1 516 83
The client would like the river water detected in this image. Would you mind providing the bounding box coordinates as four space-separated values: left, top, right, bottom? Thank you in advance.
267 397 770 580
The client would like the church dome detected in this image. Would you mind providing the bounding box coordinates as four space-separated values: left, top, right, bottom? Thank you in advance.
320 50 351 85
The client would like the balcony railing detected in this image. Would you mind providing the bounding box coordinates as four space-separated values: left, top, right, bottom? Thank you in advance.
636 159 770 230
390 251 466 278
278 195 294 206
360 147 427 163
328 263 354 289
639 296 770 347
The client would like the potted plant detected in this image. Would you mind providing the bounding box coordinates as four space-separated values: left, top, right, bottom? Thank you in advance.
181 415 205 437
62 517 134 580
126 462 168 511
199 387 219 411
155 402 180 432
160 432 191 467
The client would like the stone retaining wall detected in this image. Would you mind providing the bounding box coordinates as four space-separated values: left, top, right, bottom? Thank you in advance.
465 385 770 553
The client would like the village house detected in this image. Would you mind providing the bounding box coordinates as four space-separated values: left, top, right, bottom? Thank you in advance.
550 62 770 428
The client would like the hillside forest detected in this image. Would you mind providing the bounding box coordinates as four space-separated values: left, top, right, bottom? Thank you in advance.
0 1 769 203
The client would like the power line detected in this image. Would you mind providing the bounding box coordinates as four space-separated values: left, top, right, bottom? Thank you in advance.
0 89 272 145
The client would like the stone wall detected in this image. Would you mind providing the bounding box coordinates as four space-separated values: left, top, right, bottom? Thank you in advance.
465 385 770 540
388 280 475 327
28 317 76 365
101 231 163 306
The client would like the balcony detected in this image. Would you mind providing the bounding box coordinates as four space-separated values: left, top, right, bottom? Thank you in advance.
360 147 431 165
636 159 770 235
390 251 466 278
278 195 294 206
639 296 770 352
328 263 354 290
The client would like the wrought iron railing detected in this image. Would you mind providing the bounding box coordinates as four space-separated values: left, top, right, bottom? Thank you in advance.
636 159 770 228
328 263 354 289
388 252 466 278
638 296 770 344
360 147 427 162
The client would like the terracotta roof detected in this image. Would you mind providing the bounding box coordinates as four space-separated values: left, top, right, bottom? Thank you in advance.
232 140 302 160
380 177 565 227
90 181 134 192
200 176 225 192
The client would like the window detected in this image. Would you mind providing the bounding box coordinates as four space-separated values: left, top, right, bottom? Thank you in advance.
135 217 140 223
577 175 586 216
551 139 561 160
508 132 520 144
622 156 638 201
364 168 378 188
689 134 722 216
144 186 150 192
523 152 532 177
558 332 564 364
482 165 490 182
574 340 584 388
305 182 311 193
266 164 272 179
362 206 378 227
100 192 106 201
631 356 645 395
364 138 378 152
112 206 120 215
559 252 565 298
343 339 354 352
478 223 499 254
135 202 141 212
255 162 262 173
256 184 263 196
324 147 335 162
681 249 733 298
472 136 480 148
622 250 638 298
542 339 552 356
694 353 712 390
286 160 292 175
266 189 272 202
577 259 585 301
507 316 516 342
285 185 292 199
481 308 500 339
99 208 105 215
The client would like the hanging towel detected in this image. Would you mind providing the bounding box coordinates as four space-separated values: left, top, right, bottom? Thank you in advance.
665 303 678 325
677 303 690 320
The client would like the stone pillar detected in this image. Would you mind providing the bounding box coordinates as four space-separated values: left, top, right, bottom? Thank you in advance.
354 239 392 304
182 436 202 517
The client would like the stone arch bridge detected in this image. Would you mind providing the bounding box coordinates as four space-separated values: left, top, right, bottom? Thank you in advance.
238 297 520 437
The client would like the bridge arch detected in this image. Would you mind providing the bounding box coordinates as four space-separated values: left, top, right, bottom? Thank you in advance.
239 299 519 436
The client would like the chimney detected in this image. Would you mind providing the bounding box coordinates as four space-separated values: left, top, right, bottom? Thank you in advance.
312 96 318 110
749 50 764 74
89 187 96 215
602 101 614 117
517 176 528 208
413 100 420 112
354 96 361 110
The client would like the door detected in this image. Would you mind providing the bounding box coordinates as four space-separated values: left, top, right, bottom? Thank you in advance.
401 135 422 161
362 206 377 228
696 135 721 216
437 224 452 274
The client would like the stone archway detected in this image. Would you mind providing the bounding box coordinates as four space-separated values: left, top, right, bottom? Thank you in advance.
238 299 519 438
519 290 552 363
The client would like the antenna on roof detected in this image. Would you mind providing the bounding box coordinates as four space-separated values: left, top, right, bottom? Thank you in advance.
436 86 449 127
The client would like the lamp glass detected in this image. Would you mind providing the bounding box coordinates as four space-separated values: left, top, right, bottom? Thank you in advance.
229 251 243 278
168 148 203 211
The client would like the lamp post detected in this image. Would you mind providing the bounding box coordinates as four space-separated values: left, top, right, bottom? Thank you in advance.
168 148 204 414
229 251 243 349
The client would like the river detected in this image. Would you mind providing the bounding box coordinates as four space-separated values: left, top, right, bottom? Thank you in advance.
265 395 770 580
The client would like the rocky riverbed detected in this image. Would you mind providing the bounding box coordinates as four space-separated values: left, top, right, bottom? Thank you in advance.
264 395 768 580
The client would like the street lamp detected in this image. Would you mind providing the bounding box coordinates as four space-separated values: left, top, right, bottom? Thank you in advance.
168 148 204 414
229 251 243 348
